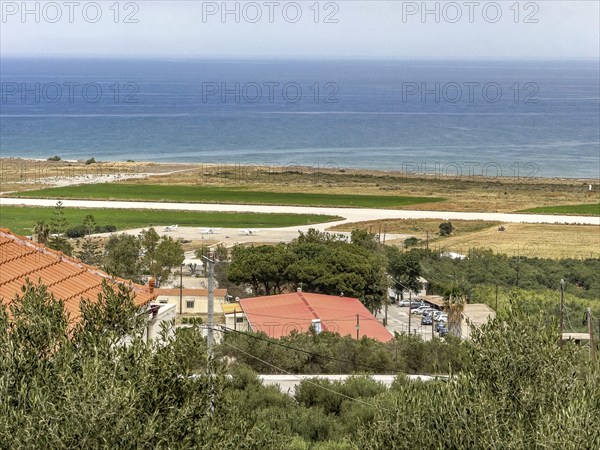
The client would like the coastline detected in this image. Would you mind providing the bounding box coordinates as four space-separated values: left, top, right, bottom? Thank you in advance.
2 157 598 186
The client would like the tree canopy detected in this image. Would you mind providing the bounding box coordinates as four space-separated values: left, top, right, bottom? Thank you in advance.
226 229 388 311
1 282 597 448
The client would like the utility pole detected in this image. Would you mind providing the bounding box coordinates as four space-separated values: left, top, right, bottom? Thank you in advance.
356 314 360 340
559 279 564 346
205 255 215 359
408 291 412 335
179 264 183 314
200 254 216 416
426 231 429 250
587 308 596 362
384 296 388 327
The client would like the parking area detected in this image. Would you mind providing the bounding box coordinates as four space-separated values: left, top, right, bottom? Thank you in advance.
383 301 446 341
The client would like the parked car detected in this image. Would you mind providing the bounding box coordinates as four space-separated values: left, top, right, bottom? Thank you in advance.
398 299 411 307
434 312 448 322
421 315 433 325
438 326 449 337
414 306 433 315
435 321 447 333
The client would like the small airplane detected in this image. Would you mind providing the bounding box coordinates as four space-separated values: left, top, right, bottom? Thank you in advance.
199 228 219 235
240 229 258 236
163 224 178 232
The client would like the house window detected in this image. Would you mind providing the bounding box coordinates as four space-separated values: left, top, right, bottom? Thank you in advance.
186 300 195 309
159 299 167 304
236 316 244 323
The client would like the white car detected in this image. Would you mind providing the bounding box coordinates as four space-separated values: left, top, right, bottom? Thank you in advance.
434 312 448 322
397 299 411 307
412 306 431 315
164 224 178 232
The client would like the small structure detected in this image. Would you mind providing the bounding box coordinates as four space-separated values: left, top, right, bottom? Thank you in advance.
420 294 445 310
144 302 176 343
417 276 429 296
562 332 591 343
239 292 393 342
461 303 496 339
154 288 228 315
222 302 247 331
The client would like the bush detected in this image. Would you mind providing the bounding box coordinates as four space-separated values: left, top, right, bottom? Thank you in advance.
181 317 204 325
404 237 421 248
85 157 96 165
94 225 117 233
439 221 453 236
65 225 87 238
47 155 61 161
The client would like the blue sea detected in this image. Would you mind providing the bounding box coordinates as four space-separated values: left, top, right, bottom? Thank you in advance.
1 58 599 179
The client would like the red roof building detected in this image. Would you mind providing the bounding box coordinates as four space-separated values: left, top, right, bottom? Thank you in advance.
0 228 156 321
239 292 393 342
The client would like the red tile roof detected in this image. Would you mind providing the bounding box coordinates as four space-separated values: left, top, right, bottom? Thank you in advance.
239 292 393 342
0 228 156 321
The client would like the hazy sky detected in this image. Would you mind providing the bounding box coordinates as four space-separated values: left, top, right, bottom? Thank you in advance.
1 1 599 59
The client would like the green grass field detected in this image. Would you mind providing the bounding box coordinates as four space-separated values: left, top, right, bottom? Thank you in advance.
521 203 600 216
13 184 445 208
0 206 341 236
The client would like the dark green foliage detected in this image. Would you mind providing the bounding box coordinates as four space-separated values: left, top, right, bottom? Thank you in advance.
419 248 600 301
0 281 285 449
76 236 102 265
228 244 292 295
1 283 598 448
295 376 386 415
47 236 73 256
65 225 87 238
47 201 73 256
353 304 600 449
217 329 466 375
227 229 388 311
439 221 454 236
403 236 420 248
47 155 61 161
94 224 117 233
386 246 422 299
103 233 142 281
85 157 96 164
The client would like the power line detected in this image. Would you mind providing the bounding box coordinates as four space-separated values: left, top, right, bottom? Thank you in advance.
221 340 395 413
218 324 396 374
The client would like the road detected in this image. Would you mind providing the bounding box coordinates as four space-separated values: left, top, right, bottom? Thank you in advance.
1 198 598 229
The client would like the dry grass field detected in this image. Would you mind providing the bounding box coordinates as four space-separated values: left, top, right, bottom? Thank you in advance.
0 158 197 193
432 223 600 259
330 218 499 237
333 219 599 259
